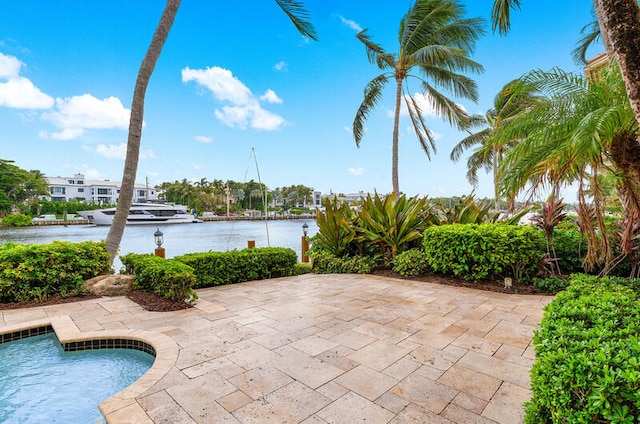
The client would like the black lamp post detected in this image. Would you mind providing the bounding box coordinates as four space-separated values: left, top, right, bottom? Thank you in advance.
301 222 309 263
154 228 165 258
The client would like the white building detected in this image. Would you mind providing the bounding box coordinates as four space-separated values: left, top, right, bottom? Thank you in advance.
43 173 158 204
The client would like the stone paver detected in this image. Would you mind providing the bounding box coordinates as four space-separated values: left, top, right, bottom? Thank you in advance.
0 274 552 423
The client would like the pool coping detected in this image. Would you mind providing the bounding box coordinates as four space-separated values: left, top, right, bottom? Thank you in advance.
0 315 179 423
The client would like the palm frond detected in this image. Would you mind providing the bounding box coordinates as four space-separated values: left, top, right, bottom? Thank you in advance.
353 74 389 146
491 0 521 35
275 0 318 40
572 20 602 65
356 29 392 69
406 94 436 159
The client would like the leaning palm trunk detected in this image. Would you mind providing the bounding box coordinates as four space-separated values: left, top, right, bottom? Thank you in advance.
105 0 181 263
596 0 640 136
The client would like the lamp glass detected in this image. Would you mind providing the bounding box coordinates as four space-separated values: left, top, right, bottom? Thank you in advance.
154 228 164 248
302 222 308 236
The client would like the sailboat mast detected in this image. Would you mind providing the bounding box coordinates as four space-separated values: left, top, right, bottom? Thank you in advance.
252 147 270 247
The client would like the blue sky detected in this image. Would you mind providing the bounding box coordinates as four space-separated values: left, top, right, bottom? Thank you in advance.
0 1 600 201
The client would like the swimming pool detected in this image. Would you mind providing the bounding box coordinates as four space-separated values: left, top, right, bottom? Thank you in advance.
0 332 154 423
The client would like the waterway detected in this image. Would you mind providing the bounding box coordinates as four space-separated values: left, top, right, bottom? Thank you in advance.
0 219 318 271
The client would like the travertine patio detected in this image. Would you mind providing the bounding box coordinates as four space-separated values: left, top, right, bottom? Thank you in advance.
0 274 552 423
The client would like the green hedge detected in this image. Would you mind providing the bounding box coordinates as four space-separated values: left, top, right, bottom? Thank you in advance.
392 248 431 276
311 251 377 274
174 247 297 289
423 223 544 282
120 254 197 303
0 241 110 302
526 274 640 423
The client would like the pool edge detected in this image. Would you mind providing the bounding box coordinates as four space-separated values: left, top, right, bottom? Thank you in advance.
0 315 179 424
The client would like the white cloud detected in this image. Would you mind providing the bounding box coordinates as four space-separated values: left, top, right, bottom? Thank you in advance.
191 163 202 170
95 143 156 160
195 135 213 143
260 89 282 104
0 52 54 109
273 61 287 71
343 125 352 134
348 167 365 176
182 66 286 131
336 14 362 32
41 94 130 139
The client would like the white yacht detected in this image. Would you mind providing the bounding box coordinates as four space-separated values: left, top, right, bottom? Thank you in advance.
78 203 200 226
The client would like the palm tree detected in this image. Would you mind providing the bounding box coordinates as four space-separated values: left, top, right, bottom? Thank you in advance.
496 63 637 273
450 79 538 210
105 0 317 263
491 0 640 169
352 0 484 197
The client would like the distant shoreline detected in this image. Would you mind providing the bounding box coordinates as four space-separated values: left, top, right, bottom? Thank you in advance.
26 214 317 226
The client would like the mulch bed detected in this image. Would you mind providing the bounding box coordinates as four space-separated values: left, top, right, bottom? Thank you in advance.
0 272 549 313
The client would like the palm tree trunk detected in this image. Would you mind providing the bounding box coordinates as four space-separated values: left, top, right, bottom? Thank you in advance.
492 145 499 211
392 76 403 197
596 0 640 134
105 0 181 263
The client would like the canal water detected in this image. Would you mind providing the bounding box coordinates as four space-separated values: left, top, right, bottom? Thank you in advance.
0 219 318 271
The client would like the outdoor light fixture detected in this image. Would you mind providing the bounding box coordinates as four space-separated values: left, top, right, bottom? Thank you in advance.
301 223 309 263
154 228 164 248
504 277 513 288
302 222 309 236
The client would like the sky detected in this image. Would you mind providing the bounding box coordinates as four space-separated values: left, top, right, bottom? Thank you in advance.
0 0 602 202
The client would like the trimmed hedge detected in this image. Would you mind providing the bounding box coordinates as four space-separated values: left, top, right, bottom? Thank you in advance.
120 254 197 302
423 223 544 282
174 247 297 289
392 248 431 276
311 251 377 274
0 241 110 302
526 274 640 423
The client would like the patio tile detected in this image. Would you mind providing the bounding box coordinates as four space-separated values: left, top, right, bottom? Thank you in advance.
482 382 531 424
348 339 412 371
227 366 294 400
217 390 254 413
233 381 331 423
484 320 537 349
391 372 459 414
273 346 345 389
437 365 502 401
333 365 398 401
316 392 395 424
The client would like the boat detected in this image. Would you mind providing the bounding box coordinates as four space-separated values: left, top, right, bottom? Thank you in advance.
78 203 201 226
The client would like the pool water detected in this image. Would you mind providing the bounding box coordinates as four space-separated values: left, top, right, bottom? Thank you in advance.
0 333 154 423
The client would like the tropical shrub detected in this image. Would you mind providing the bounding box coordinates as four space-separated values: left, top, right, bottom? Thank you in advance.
1 213 32 227
311 251 377 274
392 248 431 276
174 247 297 288
531 276 570 293
0 241 110 303
311 197 357 257
356 192 428 259
525 274 640 423
292 262 312 275
423 223 544 282
123 254 197 302
551 228 585 274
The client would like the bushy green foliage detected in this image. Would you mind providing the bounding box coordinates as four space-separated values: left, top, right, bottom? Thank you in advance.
174 247 297 289
531 276 570 293
311 251 377 274
292 262 312 275
356 192 427 259
1 213 32 227
392 248 431 276
120 254 197 302
423 223 544 282
0 241 110 302
312 197 357 257
551 228 585 273
526 274 640 423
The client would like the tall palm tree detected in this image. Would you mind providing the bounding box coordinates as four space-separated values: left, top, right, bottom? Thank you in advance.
496 63 637 273
491 0 640 169
353 0 484 197
105 0 317 263
450 79 538 210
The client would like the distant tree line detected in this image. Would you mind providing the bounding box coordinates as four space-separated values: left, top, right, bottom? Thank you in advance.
155 178 314 214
